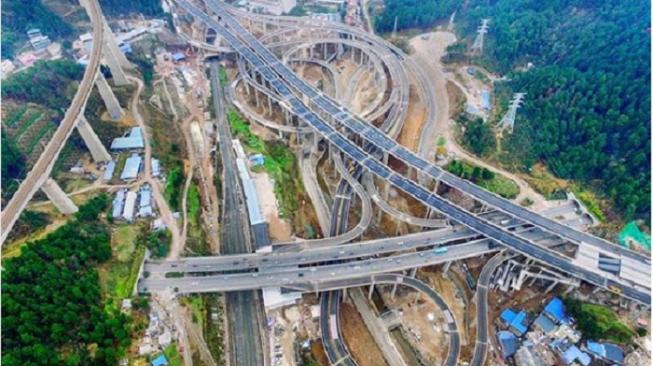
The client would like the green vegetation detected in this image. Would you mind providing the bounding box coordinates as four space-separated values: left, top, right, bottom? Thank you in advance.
228 110 304 218
2 60 84 110
202 294 225 363
186 181 209 255
452 0 650 221
144 228 172 258
446 160 519 199
127 51 155 87
2 195 132 366
1 0 73 59
163 344 183 366
5 210 50 243
458 115 496 157
164 163 185 212
373 0 457 32
564 298 635 344
1 129 25 204
99 0 163 16
572 187 606 222
219 67 229 86
25 122 54 155
4 105 28 127
14 111 43 139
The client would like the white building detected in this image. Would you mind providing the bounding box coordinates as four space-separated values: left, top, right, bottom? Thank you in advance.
123 190 137 222
249 0 296 15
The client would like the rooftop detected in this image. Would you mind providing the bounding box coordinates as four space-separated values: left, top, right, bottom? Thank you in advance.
151 354 168 366
561 345 590 366
533 313 556 334
497 330 518 358
501 308 529 336
120 154 142 180
544 297 570 324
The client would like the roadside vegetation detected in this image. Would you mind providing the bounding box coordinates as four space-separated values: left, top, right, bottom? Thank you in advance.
185 181 210 255
563 298 635 344
228 109 305 219
446 159 519 199
143 228 172 258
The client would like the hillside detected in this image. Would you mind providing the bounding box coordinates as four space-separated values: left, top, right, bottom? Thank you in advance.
376 0 651 221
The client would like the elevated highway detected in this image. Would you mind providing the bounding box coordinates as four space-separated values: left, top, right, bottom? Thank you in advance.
1 0 107 244
174 0 650 303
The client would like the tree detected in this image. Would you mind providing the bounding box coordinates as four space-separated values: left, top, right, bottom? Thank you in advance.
461 117 496 157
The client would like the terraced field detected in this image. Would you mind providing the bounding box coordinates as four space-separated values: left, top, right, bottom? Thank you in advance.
1 102 58 166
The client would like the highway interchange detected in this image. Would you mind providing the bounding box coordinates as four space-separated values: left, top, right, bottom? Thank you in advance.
168 0 650 305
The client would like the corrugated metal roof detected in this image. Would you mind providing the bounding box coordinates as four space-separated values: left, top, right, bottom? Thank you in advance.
112 189 125 218
123 191 137 221
103 160 116 180
544 297 570 324
120 154 142 180
111 127 144 150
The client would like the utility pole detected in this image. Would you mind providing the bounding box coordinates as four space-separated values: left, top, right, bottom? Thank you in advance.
391 16 398 38
498 93 526 134
470 18 490 55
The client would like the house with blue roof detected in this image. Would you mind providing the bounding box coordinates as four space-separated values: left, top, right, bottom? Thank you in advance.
151 354 168 366
561 345 591 366
544 297 571 324
533 313 556 335
586 341 624 365
500 308 529 336
497 331 518 358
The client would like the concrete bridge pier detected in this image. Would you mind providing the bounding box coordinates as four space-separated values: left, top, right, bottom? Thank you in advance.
544 280 558 294
41 178 78 214
254 89 261 108
409 267 417 278
103 47 129 86
95 72 124 120
443 261 452 277
101 16 131 69
368 283 375 300
76 115 111 162
266 95 273 116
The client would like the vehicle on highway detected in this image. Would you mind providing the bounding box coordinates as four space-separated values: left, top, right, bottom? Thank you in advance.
434 247 449 255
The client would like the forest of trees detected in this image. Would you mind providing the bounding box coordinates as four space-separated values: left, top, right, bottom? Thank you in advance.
99 0 163 16
373 0 457 33
1 0 72 59
374 0 650 220
457 0 651 220
2 59 84 110
2 195 133 366
1 129 25 206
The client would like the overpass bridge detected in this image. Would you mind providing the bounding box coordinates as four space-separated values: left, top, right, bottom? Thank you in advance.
1 0 131 244
169 0 651 303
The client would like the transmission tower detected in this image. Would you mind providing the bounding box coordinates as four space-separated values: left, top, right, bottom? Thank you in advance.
498 93 526 133
470 18 490 55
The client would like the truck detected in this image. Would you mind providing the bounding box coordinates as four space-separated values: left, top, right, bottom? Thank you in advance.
434 247 448 255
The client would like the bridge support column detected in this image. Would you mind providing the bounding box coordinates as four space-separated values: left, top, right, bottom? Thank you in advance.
41 178 78 214
96 72 124 120
563 284 576 295
409 267 417 278
443 261 452 277
368 284 374 300
76 115 111 162
266 95 273 116
545 280 558 294
103 48 129 86
101 16 131 69
254 90 261 108
390 282 398 299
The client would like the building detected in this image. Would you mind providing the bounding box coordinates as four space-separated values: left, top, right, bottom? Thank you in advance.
112 189 126 218
543 297 571 324
249 0 296 15
497 331 519 358
480 89 491 111
533 313 556 335
561 345 591 366
171 52 186 62
500 308 529 336
111 127 144 150
152 158 161 177
103 160 116 180
120 154 142 181
27 29 51 53
139 184 153 217
249 153 265 167
123 190 137 222
515 345 549 366
151 354 168 366
232 139 270 248
1 60 16 79
587 341 625 365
